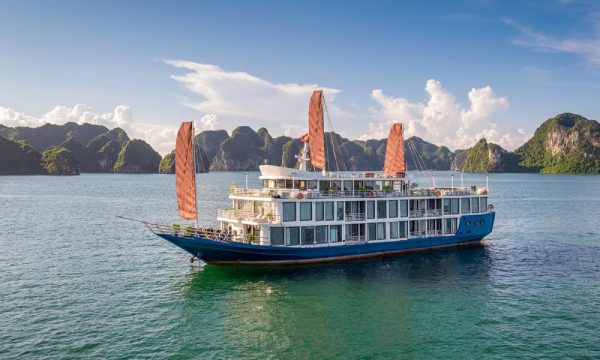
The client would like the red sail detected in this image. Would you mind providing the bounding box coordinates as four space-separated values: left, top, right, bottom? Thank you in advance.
384 123 406 177
176 122 197 220
308 90 326 169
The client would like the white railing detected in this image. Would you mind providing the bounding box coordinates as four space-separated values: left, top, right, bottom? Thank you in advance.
217 209 280 224
409 209 444 218
345 213 366 221
345 235 366 242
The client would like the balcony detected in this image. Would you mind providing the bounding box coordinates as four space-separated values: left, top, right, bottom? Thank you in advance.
217 209 280 224
345 213 366 222
409 209 443 218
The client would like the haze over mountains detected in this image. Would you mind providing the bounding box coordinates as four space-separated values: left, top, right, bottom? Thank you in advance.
1 113 599 175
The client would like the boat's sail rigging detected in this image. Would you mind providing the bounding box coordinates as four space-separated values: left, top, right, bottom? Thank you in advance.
384 123 406 177
308 90 326 170
175 121 197 220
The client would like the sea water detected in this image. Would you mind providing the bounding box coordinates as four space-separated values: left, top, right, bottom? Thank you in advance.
1 172 599 359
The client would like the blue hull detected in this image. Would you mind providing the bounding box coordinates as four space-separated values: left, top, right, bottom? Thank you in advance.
157 212 495 265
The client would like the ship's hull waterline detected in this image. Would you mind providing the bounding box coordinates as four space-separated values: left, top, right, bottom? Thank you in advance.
157 212 495 265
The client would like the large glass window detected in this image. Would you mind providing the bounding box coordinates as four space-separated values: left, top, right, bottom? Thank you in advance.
377 222 386 240
319 181 330 191
367 201 375 219
315 225 328 244
307 180 317 190
443 198 451 215
270 227 284 246
377 200 387 219
298 180 307 191
315 202 324 221
471 197 480 213
343 181 353 191
368 223 377 241
286 227 300 246
451 198 459 214
390 221 399 239
329 225 341 243
480 197 488 212
300 202 312 221
461 198 471 214
389 200 398 218
275 179 285 189
336 202 344 221
283 202 296 222
301 227 315 245
400 200 408 217
325 202 334 221
399 221 408 238
444 218 458 234
331 180 341 191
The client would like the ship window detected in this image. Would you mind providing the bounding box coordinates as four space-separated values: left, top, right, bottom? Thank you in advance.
286 179 293 189
443 199 451 215
336 201 344 220
354 180 364 191
307 180 317 190
263 180 268 189
367 201 375 219
400 200 408 217
451 198 459 214
368 223 377 241
268 179 275 189
319 181 331 191
329 225 341 243
389 200 398 218
325 202 334 221
480 197 488 212
390 221 399 239
283 202 296 222
286 227 300 246
315 225 328 244
300 202 312 221
298 180 307 191
377 200 387 218
444 218 457 234
461 198 471 214
400 221 408 238
364 181 375 190
316 202 324 221
270 227 284 246
301 227 315 245
331 180 341 191
343 180 353 191
471 197 480 213
275 179 285 189
377 222 386 240
375 181 383 190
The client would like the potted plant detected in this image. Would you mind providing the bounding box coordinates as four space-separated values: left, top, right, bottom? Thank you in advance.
246 233 255 244
266 212 274 221
172 223 181 235
184 225 194 237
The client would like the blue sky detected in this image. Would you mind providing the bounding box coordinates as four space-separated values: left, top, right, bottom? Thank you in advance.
1 0 600 153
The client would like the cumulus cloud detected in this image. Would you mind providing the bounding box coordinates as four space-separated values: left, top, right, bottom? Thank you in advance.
0 104 177 154
165 60 355 137
364 79 528 150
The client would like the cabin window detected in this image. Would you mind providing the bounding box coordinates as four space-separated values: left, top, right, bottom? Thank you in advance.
298 180 307 191
375 180 383 190
329 225 341 243
443 199 451 215
286 227 300 246
377 200 387 218
315 225 328 244
336 201 344 221
364 181 375 190
307 180 317 190
275 179 285 189
354 180 365 191
331 180 341 191
390 221 399 239
315 202 324 221
268 179 276 189
325 202 335 221
367 201 375 219
400 200 408 217
300 202 312 221
444 218 457 234
270 227 284 246
263 180 268 188
480 197 488 212
343 180 353 191
461 198 471 214
471 197 480 213
389 200 398 218
451 198 459 214
285 179 293 189
377 222 386 240
399 221 408 238
301 227 315 245
283 202 296 222
368 223 377 241
319 181 330 191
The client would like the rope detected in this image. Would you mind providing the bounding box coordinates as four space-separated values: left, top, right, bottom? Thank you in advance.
323 96 351 172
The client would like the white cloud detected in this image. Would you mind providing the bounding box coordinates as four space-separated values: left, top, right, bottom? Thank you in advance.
0 104 177 155
197 113 220 131
165 59 354 138
365 79 528 150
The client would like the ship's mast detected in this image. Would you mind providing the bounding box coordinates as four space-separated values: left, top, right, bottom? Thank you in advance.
296 141 310 171
192 122 199 227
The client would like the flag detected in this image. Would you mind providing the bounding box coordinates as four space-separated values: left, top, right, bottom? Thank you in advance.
300 133 309 142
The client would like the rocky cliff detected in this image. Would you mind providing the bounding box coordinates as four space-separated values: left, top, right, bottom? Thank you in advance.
41 146 80 175
114 139 162 173
454 138 523 173
0 137 46 175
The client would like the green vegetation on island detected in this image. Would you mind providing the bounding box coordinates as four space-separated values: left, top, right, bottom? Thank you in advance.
41 146 80 175
114 139 162 173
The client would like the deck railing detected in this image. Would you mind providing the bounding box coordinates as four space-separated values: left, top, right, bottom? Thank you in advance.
409 209 443 218
217 209 280 224
345 213 366 222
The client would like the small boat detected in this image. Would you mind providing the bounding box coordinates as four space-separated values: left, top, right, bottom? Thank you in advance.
145 90 495 265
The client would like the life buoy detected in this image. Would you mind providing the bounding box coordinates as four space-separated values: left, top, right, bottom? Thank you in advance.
296 192 304 200
434 190 441 197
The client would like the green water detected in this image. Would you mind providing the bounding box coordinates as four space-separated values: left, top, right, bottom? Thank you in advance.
1 173 600 359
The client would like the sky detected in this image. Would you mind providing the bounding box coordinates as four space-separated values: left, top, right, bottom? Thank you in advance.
2 0 600 154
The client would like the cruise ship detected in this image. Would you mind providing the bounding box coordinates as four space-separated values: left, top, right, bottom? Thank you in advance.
146 90 495 265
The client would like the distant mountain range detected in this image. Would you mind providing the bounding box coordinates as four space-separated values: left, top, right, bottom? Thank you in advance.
1 112 600 175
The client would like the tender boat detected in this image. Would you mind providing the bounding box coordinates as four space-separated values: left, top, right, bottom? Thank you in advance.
146 90 495 265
